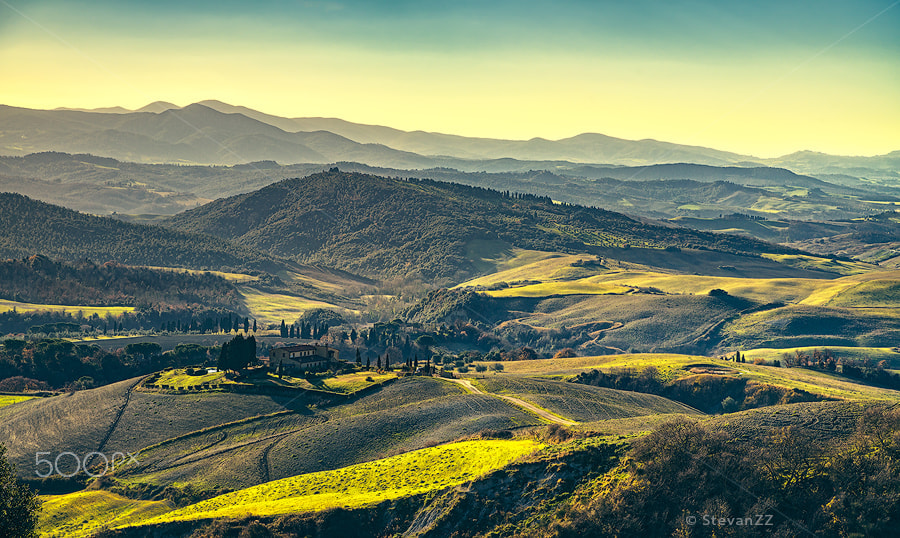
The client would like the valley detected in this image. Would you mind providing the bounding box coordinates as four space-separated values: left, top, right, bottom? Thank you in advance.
0 105 899 538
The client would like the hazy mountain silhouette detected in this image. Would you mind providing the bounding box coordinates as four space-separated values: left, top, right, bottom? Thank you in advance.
2 102 897 175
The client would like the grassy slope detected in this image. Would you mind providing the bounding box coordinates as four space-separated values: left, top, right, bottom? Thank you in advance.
474 376 701 422
477 354 900 402
114 378 541 490
131 439 539 526
38 491 174 538
0 378 306 480
237 286 342 325
267 371 397 393
0 298 134 317
0 394 36 408
0 380 135 475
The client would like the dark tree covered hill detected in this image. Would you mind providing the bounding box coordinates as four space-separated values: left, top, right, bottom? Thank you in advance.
0 192 283 272
163 169 802 282
0 255 240 309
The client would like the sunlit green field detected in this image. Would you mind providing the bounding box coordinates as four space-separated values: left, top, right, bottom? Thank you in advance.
475 353 900 402
0 394 35 408
269 371 397 393
238 286 341 325
0 299 133 317
128 439 539 526
152 369 228 388
39 490 174 538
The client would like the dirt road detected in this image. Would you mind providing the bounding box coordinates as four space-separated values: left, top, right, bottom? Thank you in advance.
442 377 578 426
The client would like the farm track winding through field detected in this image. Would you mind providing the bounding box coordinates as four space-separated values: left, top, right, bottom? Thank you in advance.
86 376 147 468
441 378 578 426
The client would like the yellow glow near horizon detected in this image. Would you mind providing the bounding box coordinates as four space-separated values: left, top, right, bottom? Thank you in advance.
2 32 898 158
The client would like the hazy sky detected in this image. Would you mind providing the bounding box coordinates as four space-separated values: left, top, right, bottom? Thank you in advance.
1 0 898 157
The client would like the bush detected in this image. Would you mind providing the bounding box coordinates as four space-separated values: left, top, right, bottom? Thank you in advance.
457 366 469 374
490 363 504 372
475 364 487 373
553 348 578 359
0 444 41 538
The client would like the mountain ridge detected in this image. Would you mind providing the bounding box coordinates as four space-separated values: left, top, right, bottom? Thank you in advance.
5 102 896 173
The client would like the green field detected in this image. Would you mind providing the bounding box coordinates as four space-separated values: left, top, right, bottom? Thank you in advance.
0 299 133 317
742 346 900 368
128 439 538 526
269 371 396 393
106 377 540 491
475 377 700 422
39 490 174 538
152 368 227 388
0 394 35 408
238 286 342 325
475 354 900 402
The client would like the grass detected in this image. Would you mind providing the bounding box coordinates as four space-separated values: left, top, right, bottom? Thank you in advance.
742 346 900 369
0 394 35 408
486 281 632 298
721 304 900 349
476 377 700 422
38 490 174 538
456 250 604 288
237 286 340 325
0 299 133 317
152 369 228 388
128 439 539 526
139 266 260 283
267 371 396 393
761 254 876 276
475 354 900 402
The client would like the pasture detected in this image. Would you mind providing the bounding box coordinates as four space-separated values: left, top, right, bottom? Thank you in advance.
0 298 133 317
132 439 539 525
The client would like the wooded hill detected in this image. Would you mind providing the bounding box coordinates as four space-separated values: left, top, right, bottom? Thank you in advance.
0 192 284 272
163 169 802 282
0 255 240 309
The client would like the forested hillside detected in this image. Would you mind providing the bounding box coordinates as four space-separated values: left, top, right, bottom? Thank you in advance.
0 193 283 272
0 256 240 308
164 170 802 282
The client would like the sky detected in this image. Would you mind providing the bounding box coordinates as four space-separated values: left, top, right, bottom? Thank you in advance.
0 0 898 157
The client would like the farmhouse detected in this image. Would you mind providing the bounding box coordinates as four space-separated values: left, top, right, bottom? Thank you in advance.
268 344 340 372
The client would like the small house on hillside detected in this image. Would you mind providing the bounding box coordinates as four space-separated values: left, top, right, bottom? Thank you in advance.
268 344 340 372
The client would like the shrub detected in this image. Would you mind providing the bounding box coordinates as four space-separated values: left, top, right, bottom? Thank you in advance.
475 364 487 373
490 363 504 372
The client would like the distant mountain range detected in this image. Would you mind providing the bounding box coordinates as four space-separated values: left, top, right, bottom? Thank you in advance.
1 101 893 178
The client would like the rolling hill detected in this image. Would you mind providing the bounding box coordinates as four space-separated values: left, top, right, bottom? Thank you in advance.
161 169 804 282
0 192 284 272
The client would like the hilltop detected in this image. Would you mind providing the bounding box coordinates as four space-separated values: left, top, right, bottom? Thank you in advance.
162 169 802 282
